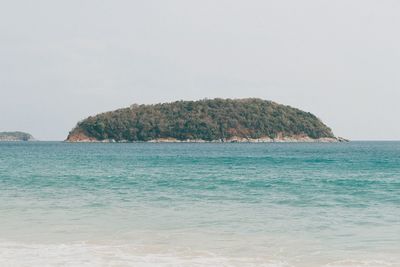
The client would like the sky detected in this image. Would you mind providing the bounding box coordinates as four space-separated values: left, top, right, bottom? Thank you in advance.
1 0 399 141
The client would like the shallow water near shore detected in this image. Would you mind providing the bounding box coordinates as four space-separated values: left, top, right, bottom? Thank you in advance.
0 142 399 266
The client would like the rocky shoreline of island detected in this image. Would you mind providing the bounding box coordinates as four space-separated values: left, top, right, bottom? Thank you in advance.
66 133 348 143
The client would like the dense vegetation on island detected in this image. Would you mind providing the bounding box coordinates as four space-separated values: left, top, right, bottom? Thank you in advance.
0 131 35 141
67 98 336 142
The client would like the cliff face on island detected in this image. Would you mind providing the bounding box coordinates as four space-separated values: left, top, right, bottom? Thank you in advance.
0 132 35 141
67 98 344 143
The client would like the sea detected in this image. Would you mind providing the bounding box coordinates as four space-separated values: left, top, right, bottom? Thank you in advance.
0 141 399 267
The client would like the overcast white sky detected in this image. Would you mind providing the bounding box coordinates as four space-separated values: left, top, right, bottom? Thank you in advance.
1 0 399 140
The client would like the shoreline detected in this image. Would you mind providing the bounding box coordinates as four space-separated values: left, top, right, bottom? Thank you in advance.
65 136 348 143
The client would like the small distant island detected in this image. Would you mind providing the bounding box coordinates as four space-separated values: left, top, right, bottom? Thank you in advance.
0 131 35 142
67 98 347 143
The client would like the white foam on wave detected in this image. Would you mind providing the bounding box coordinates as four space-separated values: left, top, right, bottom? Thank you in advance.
322 259 398 267
0 242 398 267
0 241 291 267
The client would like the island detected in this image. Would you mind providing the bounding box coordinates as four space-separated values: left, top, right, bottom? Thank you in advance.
67 98 347 143
0 131 35 141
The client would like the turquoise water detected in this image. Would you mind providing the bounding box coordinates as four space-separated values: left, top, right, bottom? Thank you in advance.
0 142 399 266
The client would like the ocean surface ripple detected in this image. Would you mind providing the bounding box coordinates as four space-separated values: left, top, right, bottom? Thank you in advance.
0 142 399 267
